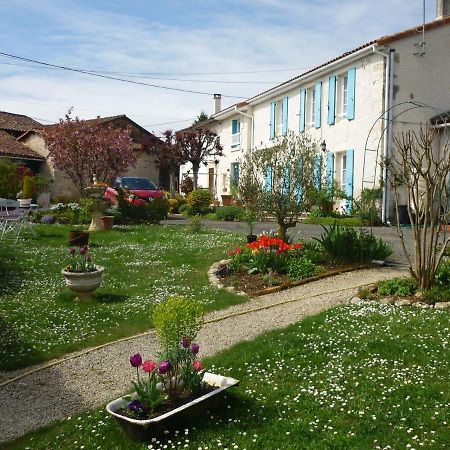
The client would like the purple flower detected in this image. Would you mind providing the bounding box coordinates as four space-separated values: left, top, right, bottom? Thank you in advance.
69 247 76 256
128 399 143 413
129 353 142 367
191 343 200 355
158 360 170 375
80 245 88 255
182 336 190 348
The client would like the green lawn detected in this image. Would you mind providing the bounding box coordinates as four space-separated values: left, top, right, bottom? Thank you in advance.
0 225 244 371
8 303 449 450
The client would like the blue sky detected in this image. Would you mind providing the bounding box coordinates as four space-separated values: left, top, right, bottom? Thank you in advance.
0 0 437 133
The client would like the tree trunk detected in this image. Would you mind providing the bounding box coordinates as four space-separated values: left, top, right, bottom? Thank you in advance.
192 163 200 190
169 170 177 198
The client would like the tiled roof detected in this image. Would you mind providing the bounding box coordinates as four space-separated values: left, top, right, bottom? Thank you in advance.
212 16 450 113
0 130 44 159
0 111 44 132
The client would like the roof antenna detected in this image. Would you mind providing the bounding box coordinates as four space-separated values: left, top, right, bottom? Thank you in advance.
414 0 426 56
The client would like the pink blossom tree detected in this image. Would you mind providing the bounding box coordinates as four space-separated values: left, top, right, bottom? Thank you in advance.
43 112 136 195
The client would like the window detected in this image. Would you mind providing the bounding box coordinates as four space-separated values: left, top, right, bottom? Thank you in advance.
276 100 283 135
231 119 240 147
310 88 316 124
342 75 348 116
341 154 347 189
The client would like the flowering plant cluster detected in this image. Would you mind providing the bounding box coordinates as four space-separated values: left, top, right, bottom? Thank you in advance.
228 234 303 274
64 245 97 272
50 202 82 212
125 296 205 418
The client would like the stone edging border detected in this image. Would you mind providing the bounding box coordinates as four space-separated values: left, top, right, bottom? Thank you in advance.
349 296 450 310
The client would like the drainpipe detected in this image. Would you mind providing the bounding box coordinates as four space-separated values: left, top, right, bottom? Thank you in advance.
234 107 254 151
373 45 394 224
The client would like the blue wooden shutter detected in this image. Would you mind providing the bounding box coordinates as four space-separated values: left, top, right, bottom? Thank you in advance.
345 149 354 212
299 89 306 132
265 165 272 191
314 82 322 129
326 151 334 188
282 96 289 135
347 68 356 120
314 154 322 189
283 165 290 194
328 76 336 125
270 101 276 139
231 119 238 135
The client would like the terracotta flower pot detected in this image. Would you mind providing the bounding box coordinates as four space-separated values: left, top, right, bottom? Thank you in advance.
68 230 90 247
101 216 114 230
61 266 104 301
106 372 239 442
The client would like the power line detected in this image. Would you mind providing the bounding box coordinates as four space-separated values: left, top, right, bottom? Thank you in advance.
0 59 308 76
0 52 247 99
0 61 282 84
142 118 194 127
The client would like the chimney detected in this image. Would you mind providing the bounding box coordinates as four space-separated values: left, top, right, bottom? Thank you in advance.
436 0 450 19
213 94 222 114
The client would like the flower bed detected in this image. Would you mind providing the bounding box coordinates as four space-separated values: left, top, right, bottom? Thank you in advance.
219 234 366 296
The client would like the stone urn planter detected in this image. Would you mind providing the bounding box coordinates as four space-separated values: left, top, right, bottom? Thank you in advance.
18 198 32 208
61 266 104 301
101 215 114 230
106 372 239 442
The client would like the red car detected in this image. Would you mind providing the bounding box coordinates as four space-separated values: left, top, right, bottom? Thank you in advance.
104 177 166 206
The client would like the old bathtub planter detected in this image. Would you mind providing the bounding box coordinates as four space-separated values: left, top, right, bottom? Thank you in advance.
61 266 104 301
106 372 239 442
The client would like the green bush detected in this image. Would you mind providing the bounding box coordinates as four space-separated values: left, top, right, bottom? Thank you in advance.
435 259 450 287
117 189 169 223
377 277 417 297
186 189 212 215
288 257 321 280
168 195 186 214
0 159 20 198
351 187 382 224
188 214 203 233
148 197 169 223
422 286 450 303
315 221 393 264
216 206 244 221
178 204 188 214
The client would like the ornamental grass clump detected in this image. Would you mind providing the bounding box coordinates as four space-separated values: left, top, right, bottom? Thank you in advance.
125 296 205 418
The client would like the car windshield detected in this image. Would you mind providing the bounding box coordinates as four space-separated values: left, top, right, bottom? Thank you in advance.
121 177 157 190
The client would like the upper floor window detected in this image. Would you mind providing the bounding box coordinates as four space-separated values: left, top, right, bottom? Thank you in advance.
231 119 241 147
342 75 348 116
310 88 316 124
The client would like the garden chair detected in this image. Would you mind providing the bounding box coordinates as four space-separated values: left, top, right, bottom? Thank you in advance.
0 200 36 241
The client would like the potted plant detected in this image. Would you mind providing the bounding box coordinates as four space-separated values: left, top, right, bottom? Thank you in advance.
68 225 90 246
61 245 104 301
243 208 257 243
106 296 238 441
101 215 114 230
17 175 34 208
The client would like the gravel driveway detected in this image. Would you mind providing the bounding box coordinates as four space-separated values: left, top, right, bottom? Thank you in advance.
0 266 407 444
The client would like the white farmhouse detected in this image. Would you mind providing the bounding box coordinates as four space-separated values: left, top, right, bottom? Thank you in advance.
180 2 450 224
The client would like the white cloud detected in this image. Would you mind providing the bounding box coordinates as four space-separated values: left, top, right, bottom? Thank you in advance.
0 0 438 133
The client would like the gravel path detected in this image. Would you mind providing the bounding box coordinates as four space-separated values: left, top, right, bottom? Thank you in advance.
0 266 406 444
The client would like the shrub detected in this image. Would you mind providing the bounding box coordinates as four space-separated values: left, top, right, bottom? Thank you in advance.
22 175 34 199
314 221 392 264
168 194 187 214
186 189 212 215
50 202 85 224
0 159 20 198
116 189 168 223
288 258 321 280
188 214 203 233
422 286 450 303
351 187 382 224
179 204 188 214
435 259 450 287
377 277 417 297
148 197 169 223
180 176 194 195
216 206 244 222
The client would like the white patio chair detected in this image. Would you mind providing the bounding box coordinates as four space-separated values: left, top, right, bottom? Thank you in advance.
0 200 36 241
